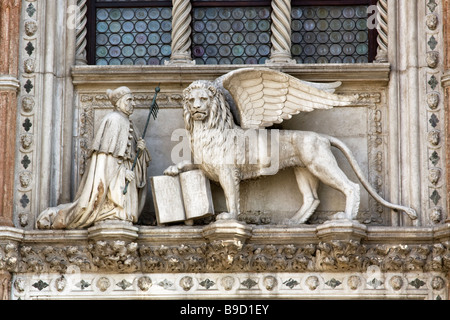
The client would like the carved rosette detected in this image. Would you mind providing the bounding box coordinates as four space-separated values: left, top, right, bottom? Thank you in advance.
167 0 194 65
267 0 295 64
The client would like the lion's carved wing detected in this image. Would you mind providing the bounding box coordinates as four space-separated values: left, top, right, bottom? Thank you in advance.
219 68 359 129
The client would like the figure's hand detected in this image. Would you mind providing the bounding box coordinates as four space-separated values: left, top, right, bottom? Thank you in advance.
164 165 179 176
137 138 146 151
125 170 135 182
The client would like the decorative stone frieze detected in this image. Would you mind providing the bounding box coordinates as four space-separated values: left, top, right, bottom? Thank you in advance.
424 0 446 225
4 239 450 274
10 271 447 300
2 222 450 275
5 221 450 300
14 0 39 230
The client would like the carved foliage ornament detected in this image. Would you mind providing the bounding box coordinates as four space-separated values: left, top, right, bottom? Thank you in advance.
2 240 450 274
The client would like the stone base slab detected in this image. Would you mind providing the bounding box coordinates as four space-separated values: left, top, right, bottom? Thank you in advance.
11 271 447 300
2 222 450 299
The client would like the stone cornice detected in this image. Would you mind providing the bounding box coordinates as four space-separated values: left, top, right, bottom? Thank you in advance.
1 222 449 247
71 63 391 88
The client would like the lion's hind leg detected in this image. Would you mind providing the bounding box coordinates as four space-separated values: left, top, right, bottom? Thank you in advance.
306 159 360 221
300 136 360 221
285 167 320 225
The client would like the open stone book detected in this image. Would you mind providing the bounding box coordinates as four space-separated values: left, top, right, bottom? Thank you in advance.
151 170 214 225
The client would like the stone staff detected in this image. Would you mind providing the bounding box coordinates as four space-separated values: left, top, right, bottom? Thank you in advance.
123 85 160 195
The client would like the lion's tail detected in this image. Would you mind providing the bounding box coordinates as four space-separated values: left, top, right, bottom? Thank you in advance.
326 135 417 220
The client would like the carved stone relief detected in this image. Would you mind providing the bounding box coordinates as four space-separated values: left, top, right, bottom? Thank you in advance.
2 238 450 275
424 0 446 224
75 91 180 180
10 271 447 300
4 234 449 300
15 0 39 229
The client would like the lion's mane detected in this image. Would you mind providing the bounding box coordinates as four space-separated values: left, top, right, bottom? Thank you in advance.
183 80 236 133
182 80 257 174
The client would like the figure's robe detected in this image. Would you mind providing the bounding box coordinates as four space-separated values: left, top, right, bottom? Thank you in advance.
37 111 150 229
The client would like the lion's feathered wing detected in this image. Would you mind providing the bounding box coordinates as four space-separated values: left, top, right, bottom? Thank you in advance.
216 68 361 129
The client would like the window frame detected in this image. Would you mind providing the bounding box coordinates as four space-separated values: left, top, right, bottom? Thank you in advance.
87 0 379 65
291 0 379 62
87 0 173 64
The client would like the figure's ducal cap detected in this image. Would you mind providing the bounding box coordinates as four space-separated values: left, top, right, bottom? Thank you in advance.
107 86 132 107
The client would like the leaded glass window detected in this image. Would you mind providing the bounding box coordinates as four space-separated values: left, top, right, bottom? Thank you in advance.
90 1 172 65
191 6 272 65
88 0 377 65
291 5 370 63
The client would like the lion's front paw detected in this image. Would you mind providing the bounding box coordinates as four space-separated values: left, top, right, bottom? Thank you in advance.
330 212 353 221
164 165 179 176
216 212 237 220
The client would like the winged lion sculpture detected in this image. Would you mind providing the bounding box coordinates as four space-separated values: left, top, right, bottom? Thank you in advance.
164 68 417 224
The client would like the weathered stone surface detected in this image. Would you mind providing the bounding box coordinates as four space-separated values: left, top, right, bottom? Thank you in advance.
2 0 450 301
0 0 21 229
151 175 186 224
1 223 450 275
180 170 214 221
151 170 214 224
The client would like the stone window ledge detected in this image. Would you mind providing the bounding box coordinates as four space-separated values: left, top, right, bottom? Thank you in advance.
72 63 391 88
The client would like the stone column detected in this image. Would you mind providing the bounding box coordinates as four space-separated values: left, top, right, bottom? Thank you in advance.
75 0 88 65
266 0 295 65
375 0 388 62
167 0 195 65
0 0 21 227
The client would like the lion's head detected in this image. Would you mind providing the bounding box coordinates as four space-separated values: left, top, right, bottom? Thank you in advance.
183 80 235 132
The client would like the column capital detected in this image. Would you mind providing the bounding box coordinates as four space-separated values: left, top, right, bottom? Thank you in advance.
0 75 20 92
